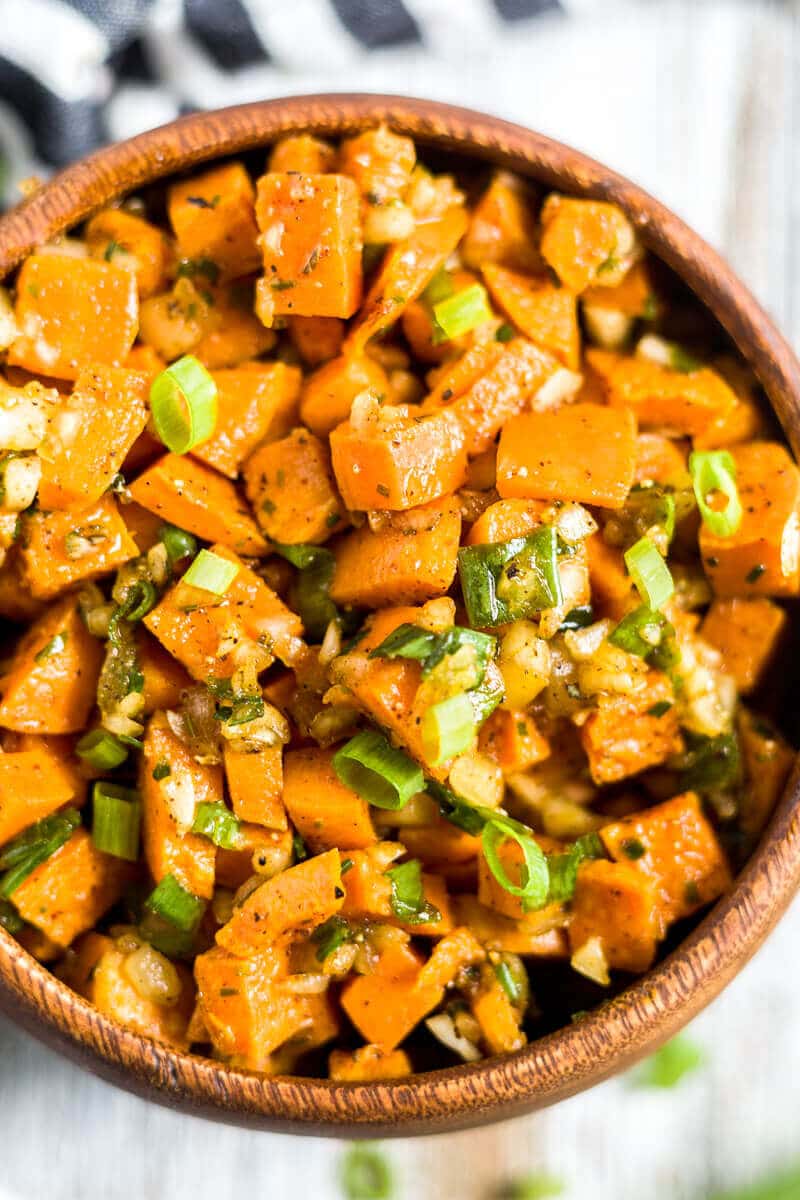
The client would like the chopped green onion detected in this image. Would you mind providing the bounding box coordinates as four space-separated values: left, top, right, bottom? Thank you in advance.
495 322 515 343
370 624 496 696
292 831 308 862
617 484 677 550
676 730 741 793
334 730 424 811
546 833 604 903
689 450 743 538
152 761 171 781
182 549 239 595
432 282 492 342
273 543 337 642
310 914 352 962
421 693 476 765
708 1165 800 1200
634 1033 704 1088
624 536 674 609
422 267 455 307
497 1173 564 1199
426 779 498 835
159 523 198 567
339 1145 393 1200
77 729 129 770
421 627 495 682
467 666 505 726
494 959 523 1004
190 802 243 850
458 527 562 627
143 874 205 933
369 623 437 662
150 354 217 454
221 695 265 727
558 605 594 631
34 631 67 664
482 817 549 912
385 859 441 925
0 898 23 934
91 782 141 861
0 808 81 898
608 604 679 671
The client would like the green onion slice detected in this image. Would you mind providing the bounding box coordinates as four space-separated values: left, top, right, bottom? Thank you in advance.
190 802 243 850
545 833 604 903
159 523 198 567
333 729 424 811
385 859 441 925
150 354 217 454
0 808 81 898
77 729 129 770
311 915 352 963
421 693 476 765
92 782 141 861
368 623 438 662
432 282 492 343
481 817 549 912
273 543 338 643
422 267 455 307
339 1145 393 1200
143 874 205 933
635 1033 705 1089
494 959 523 1005
624 536 674 609
182 549 239 595
689 450 743 538
458 527 562 627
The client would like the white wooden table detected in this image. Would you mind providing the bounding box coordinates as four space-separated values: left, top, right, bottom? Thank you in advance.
2 3 800 1196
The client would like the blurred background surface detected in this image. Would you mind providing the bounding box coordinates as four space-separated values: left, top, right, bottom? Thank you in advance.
0 2 799 1197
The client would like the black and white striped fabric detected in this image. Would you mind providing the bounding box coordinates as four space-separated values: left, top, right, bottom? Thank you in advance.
0 0 566 202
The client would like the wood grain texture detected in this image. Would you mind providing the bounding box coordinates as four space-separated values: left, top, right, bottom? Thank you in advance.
1 90 800 1137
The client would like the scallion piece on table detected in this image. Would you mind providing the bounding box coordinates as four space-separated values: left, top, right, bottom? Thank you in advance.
0 808 81 898
91 782 141 861
150 354 217 454
143 873 205 933
159 522 198 567
634 1032 704 1088
333 729 424 811
190 801 243 850
421 693 476 765
624 535 674 609
182 548 239 595
689 449 743 537
481 816 549 912
458 526 563 627
339 1144 394 1200
432 282 492 342
76 728 130 770
385 859 441 925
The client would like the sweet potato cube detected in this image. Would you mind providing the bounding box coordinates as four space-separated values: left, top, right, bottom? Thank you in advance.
191 363 301 479
0 743 86 845
299 352 389 437
38 366 150 509
255 172 362 319
140 714 219 899
453 895 569 957
283 747 375 852
86 208 170 298
588 348 737 436
268 134 336 175
634 432 688 485
477 834 564 924
461 171 542 274
244 427 345 544
539 195 637 293
287 315 345 366
569 858 659 973
138 632 192 715
580 674 681 784
192 280 276 370
330 407 466 512
600 791 732 931
482 263 580 368
471 971 525 1054
223 743 287 830
329 496 462 608
700 442 800 596
339 846 452 935
586 533 639 620
20 495 139 600
400 820 481 868
737 708 795 838
582 260 657 317
700 597 787 694
12 829 132 947
168 162 261 280
9 254 138 380
497 403 637 509
329 1044 412 1081
0 595 103 733
478 708 551 772
129 453 267 556
144 543 302 681
215 825 292 890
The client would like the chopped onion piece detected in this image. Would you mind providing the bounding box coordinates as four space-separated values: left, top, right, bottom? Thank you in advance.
570 935 610 986
425 1013 482 1062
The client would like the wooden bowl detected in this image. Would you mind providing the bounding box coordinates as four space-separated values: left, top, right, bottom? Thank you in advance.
1 95 799 1137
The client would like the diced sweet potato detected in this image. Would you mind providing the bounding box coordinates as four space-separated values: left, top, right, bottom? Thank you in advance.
12 828 132 947
9 255 138 380
86 208 171 298
568 858 659 973
299 352 390 437
268 135 336 174
138 632 192 715
329 496 461 609
700 442 800 597
478 708 551 772
329 1043 412 1081
401 268 477 365
223 743 287 830
582 260 657 316
0 742 85 846
400 820 481 868
580 674 681 784
193 280 276 369
144 543 303 680
129 453 267 556
339 845 452 936
215 825 292 889
168 162 261 280
634 433 689 485
140 713 219 898
482 264 580 368
453 895 569 957
0 595 103 733
588 349 737 436
466 498 546 546
539 196 638 293
600 791 732 930
244 428 345 543
283 747 375 852
38 366 150 509
191 363 301 479
339 125 416 205
461 172 542 274
700 598 787 694
255 172 363 319
586 532 639 620
477 834 564 923
471 970 525 1054
497 403 637 509
737 708 795 838
0 552 46 622
288 315 345 366
20 494 139 600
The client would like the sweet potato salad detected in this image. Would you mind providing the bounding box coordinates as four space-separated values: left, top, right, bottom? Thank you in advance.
0 126 795 1080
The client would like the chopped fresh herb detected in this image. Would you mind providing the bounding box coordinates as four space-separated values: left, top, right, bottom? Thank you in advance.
558 605 594 631
376 483 390 498
301 247 320 275
326 512 341 528
494 959 523 1004
271 279 296 291
634 1033 704 1088
546 833 604 902
292 831 308 861
34 631 67 663
495 322 515 342
103 239 120 262
186 194 219 209
647 700 673 718
152 761 171 781
340 858 354 875
621 837 646 860
747 564 766 584
176 257 220 284
677 730 741 793
339 1144 393 1200
311 915 352 962
385 859 441 925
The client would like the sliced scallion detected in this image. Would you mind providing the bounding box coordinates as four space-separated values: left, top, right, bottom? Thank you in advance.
182 549 239 595
624 536 674 609
608 604 679 672
689 449 743 538
432 282 492 342
91 782 141 861
0 808 81 898
77 729 129 770
385 859 441 925
333 729 424 811
190 802 243 850
481 816 549 912
458 527 562 627
310 914 352 962
143 873 205 933
421 693 476 765
150 354 217 454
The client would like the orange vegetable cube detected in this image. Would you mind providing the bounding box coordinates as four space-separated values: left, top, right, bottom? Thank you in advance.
461 171 542 274
539 195 638 293
192 280 276 369
466 498 547 546
244 428 345 544
20 495 139 600
191 363 301 479
86 207 170 298
330 495 462 608
299 352 390 437
287 315 345 366
283 747 375 852
0 743 86 845
400 820 481 868
121 501 164 553
223 743 287 830
329 1044 412 1081
700 597 786 694
482 263 580 368
497 403 637 509
168 162 261 280
268 134 336 175
582 260 658 317
580 674 681 784
129 453 267 556
634 432 689 485
138 631 192 715
339 846 451 935
588 348 737 436
700 442 800 597
471 970 525 1054
0 553 46 622
737 708 795 838
478 708 551 772
477 834 564 924
9 254 138 380
0 596 102 734
453 895 569 957
586 532 639 620
568 858 659 973
339 125 416 204
215 824 292 890
38 365 150 509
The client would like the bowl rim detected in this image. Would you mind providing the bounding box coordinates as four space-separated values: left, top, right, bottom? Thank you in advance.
1 93 799 1137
